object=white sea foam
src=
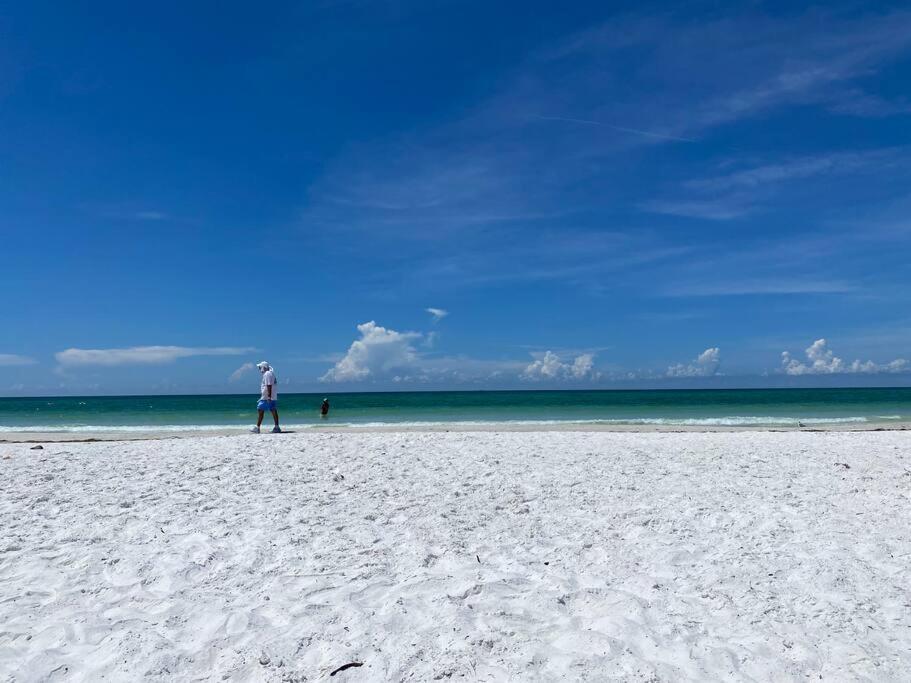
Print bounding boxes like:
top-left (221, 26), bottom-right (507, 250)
top-left (1, 414), bottom-right (901, 433)
top-left (351, 416), bottom-right (880, 428)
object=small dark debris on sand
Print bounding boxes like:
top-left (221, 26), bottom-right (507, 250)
top-left (330, 662), bottom-right (363, 676)
top-left (835, 462), bottom-right (851, 469)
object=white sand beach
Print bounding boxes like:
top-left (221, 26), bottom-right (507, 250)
top-left (1, 420), bottom-right (909, 444)
top-left (1, 430), bottom-right (909, 681)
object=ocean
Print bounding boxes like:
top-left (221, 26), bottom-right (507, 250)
top-left (1, 388), bottom-right (910, 432)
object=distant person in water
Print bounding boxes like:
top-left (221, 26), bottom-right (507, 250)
top-left (320, 398), bottom-right (330, 417)
top-left (251, 361), bottom-right (280, 433)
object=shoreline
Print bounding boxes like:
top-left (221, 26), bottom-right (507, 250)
top-left (2, 419), bottom-right (910, 442)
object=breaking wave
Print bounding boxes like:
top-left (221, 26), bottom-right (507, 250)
top-left (1, 414), bottom-right (904, 433)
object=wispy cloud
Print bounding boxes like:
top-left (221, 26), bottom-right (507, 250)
top-left (642, 198), bottom-right (750, 221)
top-left (0, 353), bottom-right (37, 367)
top-left (541, 9), bottom-right (911, 136)
top-left (426, 307), bottom-right (448, 322)
top-left (665, 279), bottom-right (855, 297)
top-left (531, 115), bottom-right (695, 143)
top-left (683, 149), bottom-right (907, 193)
top-left (228, 362), bottom-right (256, 382)
top-left (132, 210), bottom-right (168, 221)
top-left (637, 310), bottom-right (709, 324)
top-left (90, 205), bottom-right (174, 222)
top-left (827, 89), bottom-right (911, 118)
top-left (646, 147), bottom-right (909, 220)
top-left (297, 7), bottom-right (911, 305)
top-left (56, 345), bottom-right (254, 367)
top-left (371, 229), bottom-right (691, 294)
top-left (688, 12), bottom-right (911, 130)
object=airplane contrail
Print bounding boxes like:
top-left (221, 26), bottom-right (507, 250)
top-left (533, 115), bottom-right (695, 143)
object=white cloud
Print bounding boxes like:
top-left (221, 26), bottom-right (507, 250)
top-left (0, 353), bottom-right (37, 366)
top-left (532, 115), bottom-right (695, 142)
top-left (649, 149), bottom-right (909, 223)
top-left (683, 149), bottom-right (906, 193)
top-left (781, 339), bottom-right (908, 375)
top-left (667, 347), bottom-right (721, 377)
top-left (229, 362), bottom-right (255, 382)
top-left (56, 345), bottom-right (254, 367)
top-left (522, 351), bottom-right (599, 381)
top-left (322, 321), bottom-right (560, 384)
top-left (569, 353), bottom-right (596, 379)
top-left (522, 351), bottom-right (564, 380)
top-left (642, 198), bottom-right (750, 220)
top-left (293, 9), bottom-right (911, 306)
top-left (426, 307), bottom-right (449, 322)
top-left (321, 321), bottom-right (422, 382)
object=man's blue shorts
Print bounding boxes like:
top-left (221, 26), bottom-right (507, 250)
top-left (257, 399), bottom-right (277, 412)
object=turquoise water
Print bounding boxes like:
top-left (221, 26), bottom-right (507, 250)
top-left (1, 388), bottom-right (910, 431)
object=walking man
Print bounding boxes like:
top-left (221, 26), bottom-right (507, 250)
top-left (251, 361), bottom-right (280, 433)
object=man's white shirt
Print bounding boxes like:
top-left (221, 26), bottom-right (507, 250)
top-left (260, 370), bottom-right (277, 400)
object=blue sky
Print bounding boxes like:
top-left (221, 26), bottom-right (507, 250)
top-left (2, 1), bottom-right (911, 395)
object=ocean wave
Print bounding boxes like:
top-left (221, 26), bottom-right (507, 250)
top-left (1, 414), bottom-right (903, 432)
top-left (349, 416), bottom-right (881, 427)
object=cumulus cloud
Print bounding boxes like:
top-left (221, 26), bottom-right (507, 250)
top-left (569, 353), bottom-right (596, 379)
top-left (522, 351), bottom-right (599, 381)
top-left (426, 307), bottom-right (449, 322)
top-left (0, 353), bottom-right (37, 366)
top-left (522, 351), bottom-right (564, 380)
top-left (320, 320), bottom-right (533, 384)
top-left (321, 321), bottom-right (422, 382)
top-left (55, 345), bottom-right (254, 367)
top-left (667, 347), bottom-right (721, 377)
top-left (228, 362), bottom-right (256, 382)
top-left (781, 339), bottom-right (908, 375)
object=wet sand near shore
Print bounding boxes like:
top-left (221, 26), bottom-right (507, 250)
top-left (1, 420), bottom-right (910, 442)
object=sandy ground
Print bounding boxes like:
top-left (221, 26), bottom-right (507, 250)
top-left (1, 431), bottom-right (910, 681)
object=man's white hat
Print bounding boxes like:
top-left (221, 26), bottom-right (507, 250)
top-left (256, 361), bottom-right (270, 370)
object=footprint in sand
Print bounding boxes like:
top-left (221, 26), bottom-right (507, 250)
top-left (226, 612), bottom-right (249, 636)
